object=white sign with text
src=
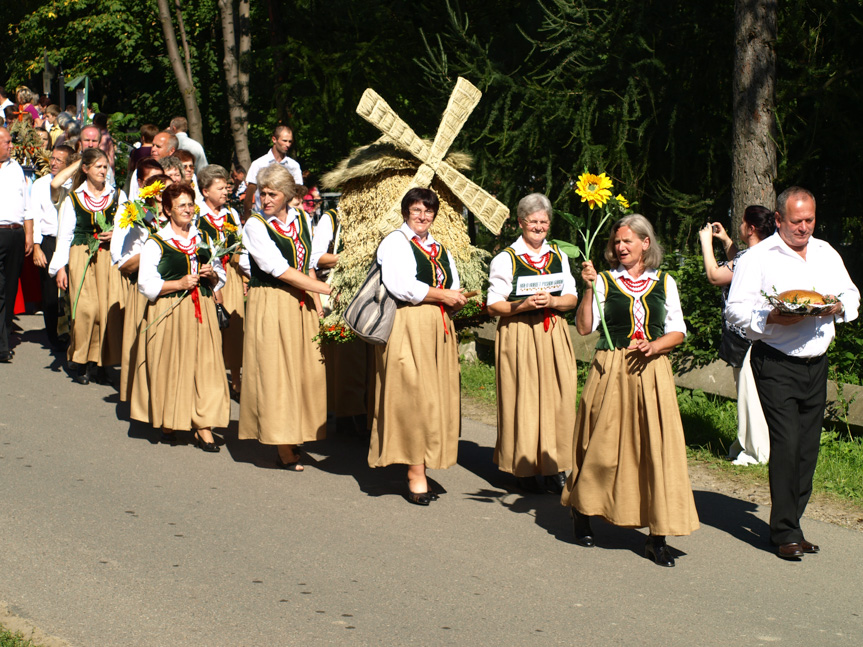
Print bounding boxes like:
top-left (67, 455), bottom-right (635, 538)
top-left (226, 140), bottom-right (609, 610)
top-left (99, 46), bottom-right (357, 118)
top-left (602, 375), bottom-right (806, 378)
top-left (515, 272), bottom-right (565, 296)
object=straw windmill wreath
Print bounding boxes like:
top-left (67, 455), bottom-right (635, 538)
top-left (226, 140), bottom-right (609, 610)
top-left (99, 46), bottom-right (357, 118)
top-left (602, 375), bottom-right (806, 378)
top-left (320, 76), bottom-right (509, 335)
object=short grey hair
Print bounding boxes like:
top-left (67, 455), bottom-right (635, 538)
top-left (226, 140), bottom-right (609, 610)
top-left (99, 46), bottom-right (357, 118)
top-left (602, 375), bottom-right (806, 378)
top-left (516, 193), bottom-right (553, 222)
top-left (197, 164), bottom-right (230, 191)
top-left (159, 155), bottom-right (184, 176)
top-left (603, 214), bottom-right (664, 270)
top-left (776, 186), bottom-right (816, 219)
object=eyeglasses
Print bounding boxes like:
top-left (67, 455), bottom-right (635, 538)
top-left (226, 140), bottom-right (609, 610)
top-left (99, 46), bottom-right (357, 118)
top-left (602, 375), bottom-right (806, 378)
top-left (523, 220), bottom-right (550, 228)
top-left (409, 207), bottom-right (435, 217)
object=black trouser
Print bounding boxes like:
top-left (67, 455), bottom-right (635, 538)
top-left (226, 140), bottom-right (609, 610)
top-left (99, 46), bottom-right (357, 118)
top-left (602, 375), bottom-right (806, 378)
top-left (750, 341), bottom-right (828, 545)
top-left (37, 235), bottom-right (62, 347)
top-left (0, 227), bottom-right (25, 354)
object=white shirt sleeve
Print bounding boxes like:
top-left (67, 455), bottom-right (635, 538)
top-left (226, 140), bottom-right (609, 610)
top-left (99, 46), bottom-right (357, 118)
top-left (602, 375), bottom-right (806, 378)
top-left (486, 251), bottom-right (514, 306)
top-left (560, 249), bottom-right (578, 298)
top-left (137, 238), bottom-right (165, 301)
top-left (243, 217), bottom-right (290, 278)
top-left (48, 196), bottom-right (76, 277)
top-left (310, 214), bottom-right (335, 269)
top-left (212, 255), bottom-right (226, 292)
top-left (588, 274), bottom-right (607, 333)
top-left (663, 274), bottom-right (687, 335)
top-left (725, 248), bottom-right (772, 339)
top-left (238, 250), bottom-right (251, 278)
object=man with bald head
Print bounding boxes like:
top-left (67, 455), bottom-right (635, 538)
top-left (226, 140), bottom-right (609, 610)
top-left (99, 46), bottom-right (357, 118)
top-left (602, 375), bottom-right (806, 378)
top-left (726, 187), bottom-right (860, 559)
top-left (151, 131), bottom-right (178, 160)
top-left (0, 126), bottom-right (33, 361)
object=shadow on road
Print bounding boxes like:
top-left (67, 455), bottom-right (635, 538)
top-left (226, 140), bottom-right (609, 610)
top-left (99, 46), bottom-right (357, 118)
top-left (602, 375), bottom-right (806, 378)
top-left (693, 489), bottom-right (771, 553)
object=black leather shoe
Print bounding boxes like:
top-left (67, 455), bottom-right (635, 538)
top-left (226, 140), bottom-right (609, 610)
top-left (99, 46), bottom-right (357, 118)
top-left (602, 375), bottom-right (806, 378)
top-left (159, 430), bottom-right (178, 445)
top-left (69, 363), bottom-right (89, 384)
top-left (800, 539), bottom-right (820, 554)
top-left (777, 542), bottom-right (804, 559)
top-left (193, 432), bottom-right (220, 453)
top-left (544, 472), bottom-right (566, 494)
top-left (645, 535), bottom-right (675, 567)
top-left (405, 490), bottom-right (431, 506)
top-left (0, 350), bottom-right (12, 362)
top-left (571, 509), bottom-right (595, 548)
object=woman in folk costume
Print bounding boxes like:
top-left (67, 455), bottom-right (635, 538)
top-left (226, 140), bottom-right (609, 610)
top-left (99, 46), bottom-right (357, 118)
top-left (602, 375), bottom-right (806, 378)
top-left (49, 147), bottom-right (127, 385)
top-left (369, 188), bottom-right (468, 506)
top-left (486, 193), bottom-right (578, 494)
top-left (238, 164), bottom-right (331, 471)
top-left (198, 164), bottom-right (246, 397)
top-left (110, 174), bottom-right (168, 402)
top-left (131, 182), bottom-right (229, 452)
top-left (562, 214), bottom-right (698, 567)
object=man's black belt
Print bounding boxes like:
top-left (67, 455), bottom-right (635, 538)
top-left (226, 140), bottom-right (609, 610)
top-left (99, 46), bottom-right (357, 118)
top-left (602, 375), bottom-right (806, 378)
top-left (752, 340), bottom-right (825, 366)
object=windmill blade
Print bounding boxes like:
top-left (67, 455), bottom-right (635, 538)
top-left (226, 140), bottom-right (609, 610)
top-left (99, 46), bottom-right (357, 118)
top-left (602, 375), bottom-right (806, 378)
top-left (436, 161), bottom-right (509, 235)
top-left (427, 77), bottom-right (482, 168)
top-left (356, 89), bottom-right (431, 161)
top-left (376, 165), bottom-right (437, 235)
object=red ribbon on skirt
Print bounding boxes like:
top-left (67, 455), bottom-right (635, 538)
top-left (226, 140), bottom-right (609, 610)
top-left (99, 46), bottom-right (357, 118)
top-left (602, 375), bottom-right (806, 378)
top-left (191, 286), bottom-right (202, 323)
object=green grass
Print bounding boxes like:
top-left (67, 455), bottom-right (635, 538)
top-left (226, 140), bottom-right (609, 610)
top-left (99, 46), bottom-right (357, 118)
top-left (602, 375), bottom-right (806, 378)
top-left (460, 357), bottom-right (863, 505)
top-left (460, 359), bottom-right (498, 406)
top-left (0, 626), bottom-right (39, 647)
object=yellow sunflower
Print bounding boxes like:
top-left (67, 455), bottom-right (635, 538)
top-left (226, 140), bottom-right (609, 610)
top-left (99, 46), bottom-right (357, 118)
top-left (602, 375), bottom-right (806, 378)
top-left (575, 172), bottom-right (613, 210)
top-left (223, 222), bottom-right (238, 234)
top-left (138, 180), bottom-right (165, 200)
top-left (194, 204), bottom-right (200, 216)
top-left (615, 194), bottom-right (630, 209)
top-left (119, 202), bottom-right (139, 229)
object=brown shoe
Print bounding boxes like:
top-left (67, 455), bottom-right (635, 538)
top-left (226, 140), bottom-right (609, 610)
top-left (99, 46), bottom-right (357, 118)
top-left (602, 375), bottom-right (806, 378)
top-left (777, 543), bottom-right (804, 559)
top-left (800, 539), bottom-right (820, 554)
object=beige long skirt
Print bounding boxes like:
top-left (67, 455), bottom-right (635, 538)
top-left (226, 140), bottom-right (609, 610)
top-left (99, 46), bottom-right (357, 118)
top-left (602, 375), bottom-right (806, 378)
top-left (130, 293), bottom-right (230, 431)
top-left (220, 256), bottom-right (245, 375)
top-left (324, 339), bottom-right (369, 417)
top-left (238, 285), bottom-right (326, 445)
top-left (494, 311), bottom-right (576, 477)
top-left (368, 303), bottom-right (460, 469)
top-left (119, 281), bottom-right (148, 402)
top-left (67, 245), bottom-right (124, 366)
top-left (561, 348), bottom-right (699, 536)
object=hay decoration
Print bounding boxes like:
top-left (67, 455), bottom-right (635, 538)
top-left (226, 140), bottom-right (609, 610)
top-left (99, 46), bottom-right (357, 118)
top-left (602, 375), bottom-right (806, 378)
top-left (318, 77), bottom-right (506, 336)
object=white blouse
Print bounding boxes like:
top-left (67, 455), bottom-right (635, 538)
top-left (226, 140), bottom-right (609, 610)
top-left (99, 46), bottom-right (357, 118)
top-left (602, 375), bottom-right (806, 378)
top-left (137, 222), bottom-right (226, 301)
top-left (377, 223), bottom-right (461, 304)
top-left (199, 203), bottom-right (250, 278)
top-left (310, 211), bottom-right (336, 270)
top-left (242, 207), bottom-right (308, 280)
top-left (486, 235), bottom-right (578, 306)
top-left (110, 205), bottom-right (158, 269)
top-left (49, 184), bottom-right (127, 277)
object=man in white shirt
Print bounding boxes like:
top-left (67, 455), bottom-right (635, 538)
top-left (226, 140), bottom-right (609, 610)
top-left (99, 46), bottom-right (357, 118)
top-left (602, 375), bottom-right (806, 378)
top-left (30, 145), bottom-right (73, 349)
top-left (244, 125), bottom-right (303, 220)
top-left (169, 116), bottom-right (208, 172)
top-left (0, 126), bottom-right (33, 361)
top-left (726, 186), bottom-right (860, 559)
top-left (0, 87), bottom-right (12, 126)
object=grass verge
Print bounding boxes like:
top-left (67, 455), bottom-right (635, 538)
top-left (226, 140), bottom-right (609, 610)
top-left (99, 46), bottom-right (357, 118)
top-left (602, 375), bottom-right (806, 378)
top-left (461, 358), bottom-right (863, 505)
top-left (0, 626), bottom-right (39, 647)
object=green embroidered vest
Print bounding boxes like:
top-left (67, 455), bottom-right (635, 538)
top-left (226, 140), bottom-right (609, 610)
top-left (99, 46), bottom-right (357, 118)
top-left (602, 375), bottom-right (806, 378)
top-left (198, 208), bottom-right (241, 250)
top-left (70, 191), bottom-right (119, 246)
top-left (151, 236), bottom-right (213, 298)
top-left (503, 243), bottom-right (565, 302)
top-left (248, 212), bottom-right (311, 288)
top-left (595, 270), bottom-right (668, 350)
top-left (409, 237), bottom-right (454, 289)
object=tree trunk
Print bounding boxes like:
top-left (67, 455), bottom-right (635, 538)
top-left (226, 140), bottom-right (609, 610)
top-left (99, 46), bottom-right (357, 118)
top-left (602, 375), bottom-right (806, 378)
top-left (731, 0), bottom-right (777, 238)
top-left (218, 0), bottom-right (251, 170)
top-left (156, 0), bottom-right (205, 144)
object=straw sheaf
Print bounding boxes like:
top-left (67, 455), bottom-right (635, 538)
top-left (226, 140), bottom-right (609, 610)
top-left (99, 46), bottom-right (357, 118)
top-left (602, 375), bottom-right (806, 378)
top-left (325, 170), bottom-right (489, 324)
top-left (320, 138), bottom-right (473, 190)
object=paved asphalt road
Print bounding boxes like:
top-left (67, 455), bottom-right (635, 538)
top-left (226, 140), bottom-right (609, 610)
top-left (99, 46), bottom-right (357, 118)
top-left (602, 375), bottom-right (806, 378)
top-left (2, 314), bottom-right (862, 647)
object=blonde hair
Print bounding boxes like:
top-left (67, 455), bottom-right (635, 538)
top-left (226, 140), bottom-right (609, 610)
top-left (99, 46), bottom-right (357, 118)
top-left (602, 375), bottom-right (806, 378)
top-left (257, 164), bottom-right (300, 201)
top-left (603, 214), bottom-right (664, 270)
